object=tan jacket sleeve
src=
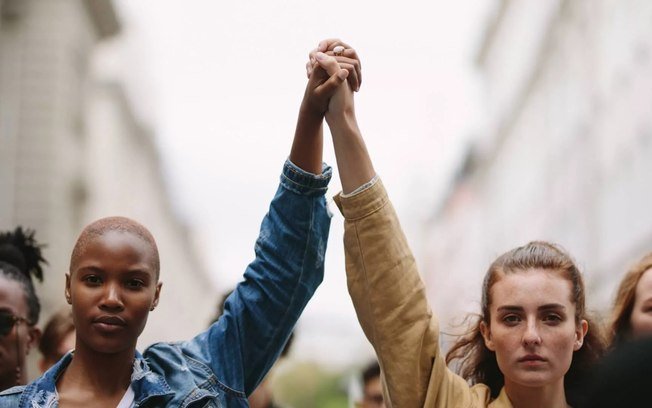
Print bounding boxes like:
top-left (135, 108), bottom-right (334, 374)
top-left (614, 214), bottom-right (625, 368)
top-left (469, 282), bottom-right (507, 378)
top-left (335, 179), bottom-right (491, 408)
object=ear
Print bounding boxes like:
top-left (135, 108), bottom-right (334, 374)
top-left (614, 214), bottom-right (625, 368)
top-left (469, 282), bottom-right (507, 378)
top-left (65, 273), bottom-right (72, 304)
top-left (151, 282), bottom-right (162, 311)
top-left (574, 319), bottom-right (589, 351)
top-left (480, 320), bottom-right (496, 351)
top-left (26, 327), bottom-right (41, 355)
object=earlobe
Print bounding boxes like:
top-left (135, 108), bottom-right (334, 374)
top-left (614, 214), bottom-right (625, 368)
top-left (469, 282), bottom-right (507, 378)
top-left (151, 282), bottom-right (162, 311)
top-left (480, 321), bottom-right (495, 351)
top-left (574, 319), bottom-right (589, 351)
top-left (27, 328), bottom-right (42, 355)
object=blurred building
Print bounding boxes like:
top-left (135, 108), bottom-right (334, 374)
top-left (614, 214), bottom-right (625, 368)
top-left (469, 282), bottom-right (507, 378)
top-left (421, 0), bottom-right (652, 332)
top-left (0, 0), bottom-right (216, 377)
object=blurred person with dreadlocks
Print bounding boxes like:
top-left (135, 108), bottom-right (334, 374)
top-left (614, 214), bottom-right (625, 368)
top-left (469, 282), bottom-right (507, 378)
top-left (0, 227), bottom-right (47, 390)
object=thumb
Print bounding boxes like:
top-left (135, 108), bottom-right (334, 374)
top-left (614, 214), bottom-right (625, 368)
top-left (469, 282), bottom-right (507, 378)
top-left (314, 69), bottom-right (349, 101)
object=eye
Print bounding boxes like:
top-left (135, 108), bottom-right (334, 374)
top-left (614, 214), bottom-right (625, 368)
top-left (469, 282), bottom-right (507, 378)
top-left (502, 314), bottom-right (521, 325)
top-left (83, 275), bottom-right (102, 286)
top-left (543, 313), bottom-right (563, 324)
top-left (125, 279), bottom-right (145, 290)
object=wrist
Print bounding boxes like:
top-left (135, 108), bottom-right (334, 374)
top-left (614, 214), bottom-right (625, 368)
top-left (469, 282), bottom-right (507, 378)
top-left (325, 106), bottom-right (357, 130)
top-left (299, 99), bottom-right (326, 123)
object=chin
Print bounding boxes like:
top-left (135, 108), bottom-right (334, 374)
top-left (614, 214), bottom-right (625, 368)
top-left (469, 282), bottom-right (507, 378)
top-left (86, 337), bottom-right (136, 355)
top-left (512, 371), bottom-right (561, 388)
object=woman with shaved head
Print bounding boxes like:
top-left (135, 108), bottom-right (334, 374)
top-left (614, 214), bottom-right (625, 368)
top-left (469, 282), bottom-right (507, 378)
top-left (0, 41), bottom-right (360, 407)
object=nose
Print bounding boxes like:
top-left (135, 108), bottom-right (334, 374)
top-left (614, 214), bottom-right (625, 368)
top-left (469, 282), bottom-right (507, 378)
top-left (522, 319), bottom-right (542, 346)
top-left (99, 282), bottom-right (124, 311)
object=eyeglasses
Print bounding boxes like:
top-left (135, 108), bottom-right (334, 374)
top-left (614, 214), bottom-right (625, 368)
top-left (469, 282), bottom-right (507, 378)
top-left (0, 311), bottom-right (29, 337)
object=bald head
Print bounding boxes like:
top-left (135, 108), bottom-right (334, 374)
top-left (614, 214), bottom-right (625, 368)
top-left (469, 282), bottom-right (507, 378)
top-left (70, 217), bottom-right (160, 277)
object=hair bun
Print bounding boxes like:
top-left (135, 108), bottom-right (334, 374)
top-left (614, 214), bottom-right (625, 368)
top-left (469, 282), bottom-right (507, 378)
top-left (0, 226), bottom-right (47, 282)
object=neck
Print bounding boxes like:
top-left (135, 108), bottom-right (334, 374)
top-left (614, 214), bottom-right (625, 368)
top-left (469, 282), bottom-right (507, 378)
top-left (504, 378), bottom-right (569, 408)
top-left (58, 342), bottom-right (134, 397)
top-left (0, 369), bottom-right (22, 391)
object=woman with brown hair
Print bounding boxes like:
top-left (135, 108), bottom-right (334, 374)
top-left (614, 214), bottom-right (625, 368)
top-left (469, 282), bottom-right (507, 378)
top-left (609, 252), bottom-right (652, 346)
top-left (314, 39), bottom-right (606, 407)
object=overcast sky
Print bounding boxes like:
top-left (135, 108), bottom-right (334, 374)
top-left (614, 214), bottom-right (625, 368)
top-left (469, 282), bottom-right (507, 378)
top-left (100, 0), bottom-right (493, 367)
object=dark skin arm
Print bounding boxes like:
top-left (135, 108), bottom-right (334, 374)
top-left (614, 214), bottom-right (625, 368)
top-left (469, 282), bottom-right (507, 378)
top-left (309, 39), bottom-right (375, 193)
top-left (290, 40), bottom-right (362, 174)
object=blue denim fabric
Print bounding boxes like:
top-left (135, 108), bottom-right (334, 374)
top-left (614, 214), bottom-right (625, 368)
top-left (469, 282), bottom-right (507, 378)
top-left (0, 159), bottom-right (332, 407)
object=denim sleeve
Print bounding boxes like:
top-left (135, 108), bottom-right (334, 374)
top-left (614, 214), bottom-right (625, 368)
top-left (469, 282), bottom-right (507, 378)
top-left (180, 159), bottom-right (332, 396)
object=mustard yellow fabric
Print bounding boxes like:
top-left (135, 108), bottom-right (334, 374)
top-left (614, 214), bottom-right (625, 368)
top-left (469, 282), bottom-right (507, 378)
top-left (334, 179), bottom-right (513, 408)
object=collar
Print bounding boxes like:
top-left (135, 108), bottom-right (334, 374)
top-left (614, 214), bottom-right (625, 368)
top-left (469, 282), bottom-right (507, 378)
top-left (18, 350), bottom-right (173, 407)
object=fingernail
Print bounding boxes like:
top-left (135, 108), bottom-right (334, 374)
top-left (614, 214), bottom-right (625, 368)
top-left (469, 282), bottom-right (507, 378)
top-left (315, 52), bottom-right (326, 61)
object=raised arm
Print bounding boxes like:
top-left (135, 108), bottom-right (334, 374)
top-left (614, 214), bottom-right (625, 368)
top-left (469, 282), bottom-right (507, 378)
top-left (320, 42), bottom-right (485, 407)
top-left (171, 43), bottom-right (363, 399)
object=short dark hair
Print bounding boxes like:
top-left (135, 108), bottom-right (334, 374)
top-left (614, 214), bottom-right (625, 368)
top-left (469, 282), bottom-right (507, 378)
top-left (70, 216), bottom-right (160, 277)
top-left (361, 360), bottom-right (380, 387)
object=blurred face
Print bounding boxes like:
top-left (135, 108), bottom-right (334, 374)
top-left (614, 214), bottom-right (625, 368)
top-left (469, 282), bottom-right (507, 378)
top-left (40, 329), bottom-right (76, 372)
top-left (65, 231), bottom-right (161, 355)
top-left (480, 269), bottom-right (587, 392)
top-left (362, 375), bottom-right (385, 408)
top-left (630, 268), bottom-right (652, 339)
top-left (0, 276), bottom-right (39, 389)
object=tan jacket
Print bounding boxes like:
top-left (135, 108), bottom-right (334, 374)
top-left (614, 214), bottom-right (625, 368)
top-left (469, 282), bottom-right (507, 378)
top-left (335, 179), bottom-right (513, 408)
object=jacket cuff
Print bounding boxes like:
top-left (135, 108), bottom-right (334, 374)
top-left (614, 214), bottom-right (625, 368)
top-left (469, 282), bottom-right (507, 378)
top-left (281, 159), bottom-right (332, 196)
top-left (334, 178), bottom-right (389, 220)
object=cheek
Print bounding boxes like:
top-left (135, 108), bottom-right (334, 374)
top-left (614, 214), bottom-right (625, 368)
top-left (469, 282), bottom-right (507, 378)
top-left (630, 309), bottom-right (652, 337)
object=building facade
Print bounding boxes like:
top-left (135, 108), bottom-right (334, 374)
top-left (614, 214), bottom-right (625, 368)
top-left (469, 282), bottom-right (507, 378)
top-left (0, 0), bottom-right (216, 379)
top-left (421, 0), bottom-right (652, 333)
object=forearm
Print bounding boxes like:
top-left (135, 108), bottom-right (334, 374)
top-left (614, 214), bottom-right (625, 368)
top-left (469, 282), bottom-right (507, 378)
top-left (199, 160), bottom-right (332, 395)
top-left (326, 107), bottom-right (376, 195)
top-left (289, 104), bottom-right (324, 174)
top-left (334, 181), bottom-right (440, 407)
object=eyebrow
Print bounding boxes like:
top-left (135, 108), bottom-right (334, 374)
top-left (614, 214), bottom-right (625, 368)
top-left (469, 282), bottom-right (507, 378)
top-left (496, 304), bottom-right (567, 313)
top-left (76, 266), bottom-right (151, 275)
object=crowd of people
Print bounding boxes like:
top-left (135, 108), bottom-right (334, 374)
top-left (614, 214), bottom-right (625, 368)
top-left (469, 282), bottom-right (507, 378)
top-left (0, 39), bottom-right (650, 407)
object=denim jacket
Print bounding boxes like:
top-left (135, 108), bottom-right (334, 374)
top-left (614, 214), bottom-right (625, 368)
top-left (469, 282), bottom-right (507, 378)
top-left (0, 160), bottom-right (332, 408)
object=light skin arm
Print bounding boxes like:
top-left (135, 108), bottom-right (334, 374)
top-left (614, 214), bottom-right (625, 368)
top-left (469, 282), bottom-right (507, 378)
top-left (315, 42), bottom-right (473, 407)
top-left (290, 40), bottom-right (361, 174)
top-left (308, 39), bottom-right (375, 193)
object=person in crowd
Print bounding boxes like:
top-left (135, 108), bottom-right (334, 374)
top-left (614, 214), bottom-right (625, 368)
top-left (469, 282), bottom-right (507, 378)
top-left (609, 252), bottom-right (652, 346)
top-left (312, 40), bottom-right (606, 407)
top-left (38, 309), bottom-right (75, 373)
top-left (0, 227), bottom-right (47, 390)
top-left (582, 336), bottom-right (652, 407)
top-left (0, 43), bottom-right (359, 407)
top-left (357, 360), bottom-right (385, 408)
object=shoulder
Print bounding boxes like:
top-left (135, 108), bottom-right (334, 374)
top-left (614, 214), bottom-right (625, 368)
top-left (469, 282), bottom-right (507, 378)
top-left (0, 385), bottom-right (26, 407)
top-left (0, 384), bottom-right (25, 397)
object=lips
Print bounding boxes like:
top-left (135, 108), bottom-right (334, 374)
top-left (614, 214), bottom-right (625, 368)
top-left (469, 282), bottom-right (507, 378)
top-left (93, 315), bottom-right (126, 326)
top-left (92, 315), bottom-right (127, 333)
top-left (518, 354), bottom-right (546, 363)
